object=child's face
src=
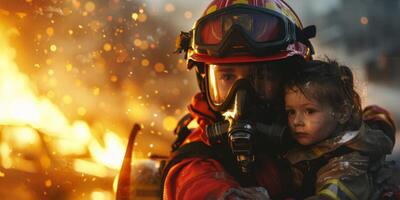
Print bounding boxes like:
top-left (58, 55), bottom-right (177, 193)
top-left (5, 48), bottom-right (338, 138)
top-left (285, 86), bottom-right (338, 146)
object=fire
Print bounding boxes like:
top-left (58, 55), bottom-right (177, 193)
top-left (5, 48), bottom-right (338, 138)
top-left (89, 130), bottom-right (126, 170)
top-left (0, 23), bottom-right (126, 174)
top-left (0, 26), bottom-right (71, 136)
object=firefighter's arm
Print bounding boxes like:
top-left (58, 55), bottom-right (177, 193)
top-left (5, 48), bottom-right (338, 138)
top-left (310, 152), bottom-right (371, 200)
top-left (163, 157), bottom-right (271, 200)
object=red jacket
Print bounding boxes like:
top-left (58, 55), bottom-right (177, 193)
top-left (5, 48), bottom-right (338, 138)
top-left (163, 93), bottom-right (289, 200)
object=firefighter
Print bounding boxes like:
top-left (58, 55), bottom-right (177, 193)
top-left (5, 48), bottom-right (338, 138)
top-left (162, 0), bottom-right (315, 199)
top-left (160, 0), bottom-right (396, 199)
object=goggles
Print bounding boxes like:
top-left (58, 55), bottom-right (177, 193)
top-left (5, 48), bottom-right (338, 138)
top-left (194, 5), bottom-right (296, 57)
top-left (206, 63), bottom-right (282, 111)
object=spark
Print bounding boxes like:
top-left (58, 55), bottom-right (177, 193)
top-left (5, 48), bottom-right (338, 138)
top-left (131, 13), bottom-right (138, 21)
top-left (154, 62), bottom-right (165, 72)
top-left (163, 116), bottom-right (177, 131)
top-left (85, 1), bottom-right (96, 13)
top-left (133, 39), bottom-right (142, 47)
top-left (44, 179), bottom-right (52, 188)
top-left (77, 107), bottom-right (87, 116)
top-left (46, 27), bottom-right (54, 37)
top-left (62, 95), bottom-right (73, 104)
top-left (138, 13), bottom-right (147, 22)
top-left (93, 87), bottom-right (100, 96)
top-left (110, 75), bottom-right (118, 82)
top-left (66, 63), bottom-right (73, 72)
top-left (103, 43), bottom-right (112, 51)
top-left (48, 69), bottom-right (55, 76)
top-left (50, 44), bottom-right (57, 52)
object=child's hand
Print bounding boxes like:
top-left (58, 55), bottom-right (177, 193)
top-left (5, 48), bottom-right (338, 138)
top-left (363, 105), bottom-right (396, 143)
top-left (363, 105), bottom-right (395, 126)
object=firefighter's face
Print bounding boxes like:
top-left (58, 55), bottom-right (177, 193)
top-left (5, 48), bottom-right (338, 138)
top-left (285, 86), bottom-right (338, 146)
top-left (207, 63), bottom-right (282, 106)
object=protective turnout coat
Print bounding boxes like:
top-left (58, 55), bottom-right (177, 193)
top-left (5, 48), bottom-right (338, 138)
top-left (162, 93), bottom-right (291, 200)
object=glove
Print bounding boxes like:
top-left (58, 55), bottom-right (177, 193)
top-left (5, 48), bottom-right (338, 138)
top-left (222, 187), bottom-right (271, 200)
top-left (363, 105), bottom-right (396, 143)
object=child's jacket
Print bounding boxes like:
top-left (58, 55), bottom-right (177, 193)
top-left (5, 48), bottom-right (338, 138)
top-left (285, 123), bottom-right (395, 200)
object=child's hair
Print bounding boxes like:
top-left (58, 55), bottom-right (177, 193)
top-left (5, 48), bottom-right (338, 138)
top-left (286, 59), bottom-right (362, 130)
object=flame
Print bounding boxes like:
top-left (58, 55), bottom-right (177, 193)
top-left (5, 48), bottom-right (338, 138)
top-left (0, 25), bottom-right (71, 135)
top-left (89, 130), bottom-right (126, 169)
top-left (0, 23), bottom-right (126, 173)
top-left (91, 190), bottom-right (113, 200)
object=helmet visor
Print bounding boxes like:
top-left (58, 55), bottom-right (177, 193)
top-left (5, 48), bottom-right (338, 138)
top-left (196, 6), bottom-right (287, 46)
top-left (207, 63), bottom-right (282, 105)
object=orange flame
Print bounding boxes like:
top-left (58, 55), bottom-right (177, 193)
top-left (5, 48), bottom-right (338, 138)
top-left (0, 23), bottom-right (125, 175)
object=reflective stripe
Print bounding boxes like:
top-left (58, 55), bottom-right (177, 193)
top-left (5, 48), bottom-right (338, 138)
top-left (318, 179), bottom-right (358, 200)
top-left (265, 2), bottom-right (279, 12)
top-left (319, 189), bottom-right (340, 200)
top-left (206, 5), bottom-right (218, 15)
top-left (232, 0), bottom-right (250, 5)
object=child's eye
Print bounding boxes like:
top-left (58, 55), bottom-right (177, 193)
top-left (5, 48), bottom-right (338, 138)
top-left (286, 109), bottom-right (295, 116)
top-left (305, 108), bottom-right (317, 115)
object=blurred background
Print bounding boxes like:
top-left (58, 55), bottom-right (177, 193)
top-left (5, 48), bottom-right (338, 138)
top-left (0, 0), bottom-right (398, 199)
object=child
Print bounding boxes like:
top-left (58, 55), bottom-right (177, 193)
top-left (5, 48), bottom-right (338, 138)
top-left (283, 60), bottom-right (395, 199)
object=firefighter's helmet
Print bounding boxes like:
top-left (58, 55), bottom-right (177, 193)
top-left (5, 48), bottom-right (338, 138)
top-left (176, 0), bottom-right (316, 67)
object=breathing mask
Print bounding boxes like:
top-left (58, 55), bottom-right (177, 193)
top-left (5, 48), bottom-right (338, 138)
top-left (205, 62), bottom-right (287, 174)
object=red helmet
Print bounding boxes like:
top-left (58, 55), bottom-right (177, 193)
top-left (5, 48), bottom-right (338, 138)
top-left (176, 0), bottom-right (315, 66)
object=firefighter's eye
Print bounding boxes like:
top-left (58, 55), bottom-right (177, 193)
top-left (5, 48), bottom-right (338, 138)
top-left (219, 73), bottom-right (236, 81)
